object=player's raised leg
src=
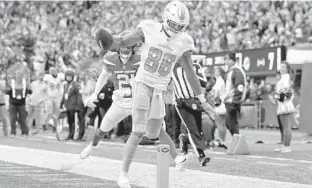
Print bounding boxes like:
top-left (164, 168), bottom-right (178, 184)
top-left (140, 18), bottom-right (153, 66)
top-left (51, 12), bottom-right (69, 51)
top-left (80, 102), bottom-right (130, 159)
top-left (118, 82), bottom-right (151, 188)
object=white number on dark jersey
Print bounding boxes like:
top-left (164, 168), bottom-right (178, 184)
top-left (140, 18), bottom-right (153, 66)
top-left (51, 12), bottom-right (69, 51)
top-left (116, 73), bottom-right (135, 98)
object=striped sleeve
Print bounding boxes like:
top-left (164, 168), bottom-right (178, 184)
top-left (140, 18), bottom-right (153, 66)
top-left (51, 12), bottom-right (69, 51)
top-left (172, 66), bottom-right (196, 100)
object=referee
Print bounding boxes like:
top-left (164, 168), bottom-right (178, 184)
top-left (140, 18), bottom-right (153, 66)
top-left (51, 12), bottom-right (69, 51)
top-left (172, 61), bottom-right (211, 166)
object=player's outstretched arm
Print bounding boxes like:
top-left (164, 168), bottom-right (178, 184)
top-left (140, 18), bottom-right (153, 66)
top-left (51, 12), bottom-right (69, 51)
top-left (179, 51), bottom-right (203, 98)
top-left (179, 51), bottom-right (217, 118)
top-left (111, 28), bottom-right (144, 50)
top-left (93, 66), bottom-right (110, 95)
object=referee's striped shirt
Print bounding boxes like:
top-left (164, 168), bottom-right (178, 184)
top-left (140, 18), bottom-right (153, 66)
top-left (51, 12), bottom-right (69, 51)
top-left (172, 62), bottom-right (207, 100)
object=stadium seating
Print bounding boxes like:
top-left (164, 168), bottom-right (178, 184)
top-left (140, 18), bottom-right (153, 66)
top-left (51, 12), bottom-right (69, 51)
top-left (1, 1), bottom-right (312, 66)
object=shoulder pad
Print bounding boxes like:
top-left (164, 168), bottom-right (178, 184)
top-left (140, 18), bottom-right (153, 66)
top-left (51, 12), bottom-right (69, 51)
top-left (103, 51), bottom-right (117, 59)
top-left (103, 52), bottom-right (118, 67)
top-left (137, 20), bottom-right (158, 29)
top-left (137, 20), bottom-right (161, 35)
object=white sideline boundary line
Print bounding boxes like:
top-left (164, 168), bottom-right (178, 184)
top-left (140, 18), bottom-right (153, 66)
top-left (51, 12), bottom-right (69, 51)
top-left (7, 137), bottom-right (312, 165)
top-left (256, 161), bottom-right (293, 167)
top-left (213, 157), bottom-right (241, 162)
top-left (11, 136), bottom-right (312, 165)
top-left (0, 145), bottom-right (310, 188)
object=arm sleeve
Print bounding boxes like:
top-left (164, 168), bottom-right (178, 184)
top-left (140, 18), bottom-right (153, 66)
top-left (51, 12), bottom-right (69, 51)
top-left (179, 53), bottom-right (202, 96)
top-left (93, 66), bottom-right (110, 95)
top-left (111, 28), bottom-right (144, 50)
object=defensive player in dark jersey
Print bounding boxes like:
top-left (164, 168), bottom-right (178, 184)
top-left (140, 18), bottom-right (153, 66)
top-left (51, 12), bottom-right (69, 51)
top-left (80, 31), bottom-right (141, 159)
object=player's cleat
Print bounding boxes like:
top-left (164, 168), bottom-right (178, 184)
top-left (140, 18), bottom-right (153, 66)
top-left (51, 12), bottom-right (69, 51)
top-left (117, 172), bottom-right (131, 188)
top-left (274, 146), bottom-right (284, 152)
top-left (280, 146), bottom-right (291, 153)
top-left (218, 142), bottom-right (228, 150)
top-left (216, 139), bottom-right (228, 150)
top-left (209, 140), bottom-right (227, 150)
top-left (80, 143), bottom-right (95, 159)
top-left (175, 154), bottom-right (189, 172)
top-left (199, 156), bottom-right (210, 167)
top-left (179, 134), bottom-right (188, 154)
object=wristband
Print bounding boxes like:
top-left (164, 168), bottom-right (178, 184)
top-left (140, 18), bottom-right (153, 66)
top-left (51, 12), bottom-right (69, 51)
top-left (197, 93), bottom-right (206, 103)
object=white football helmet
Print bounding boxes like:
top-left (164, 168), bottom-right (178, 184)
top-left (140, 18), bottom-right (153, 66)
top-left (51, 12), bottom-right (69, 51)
top-left (162, 1), bottom-right (190, 37)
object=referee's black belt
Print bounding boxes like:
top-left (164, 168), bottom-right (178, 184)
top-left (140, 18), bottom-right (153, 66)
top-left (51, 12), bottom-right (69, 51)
top-left (175, 98), bottom-right (203, 112)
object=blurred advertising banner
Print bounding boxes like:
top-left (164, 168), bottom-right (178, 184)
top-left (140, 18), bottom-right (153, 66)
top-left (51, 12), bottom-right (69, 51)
top-left (192, 46), bottom-right (286, 76)
top-left (287, 45), bottom-right (312, 65)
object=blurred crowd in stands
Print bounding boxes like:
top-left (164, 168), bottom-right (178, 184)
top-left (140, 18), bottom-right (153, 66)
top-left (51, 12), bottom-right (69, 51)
top-left (0, 1), bottom-right (303, 140)
top-left (1, 1), bottom-right (312, 70)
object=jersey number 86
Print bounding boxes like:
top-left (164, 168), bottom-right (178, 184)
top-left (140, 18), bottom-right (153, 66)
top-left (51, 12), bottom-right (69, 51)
top-left (144, 47), bottom-right (176, 77)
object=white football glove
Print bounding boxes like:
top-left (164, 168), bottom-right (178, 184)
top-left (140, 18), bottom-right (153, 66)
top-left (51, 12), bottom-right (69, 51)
top-left (98, 93), bottom-right (105, 100)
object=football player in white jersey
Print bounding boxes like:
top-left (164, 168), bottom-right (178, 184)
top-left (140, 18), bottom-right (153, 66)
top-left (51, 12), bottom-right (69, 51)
top-left (101, 1), bottom-right (216, 187)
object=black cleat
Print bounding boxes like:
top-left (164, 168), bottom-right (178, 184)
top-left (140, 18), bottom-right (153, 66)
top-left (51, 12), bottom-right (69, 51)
top-left (199, 156), bottom-right (211, 166)
top-left (212, 139), bottom-right (228, 150)
top-left (218, 142), bottom-right (228, 150)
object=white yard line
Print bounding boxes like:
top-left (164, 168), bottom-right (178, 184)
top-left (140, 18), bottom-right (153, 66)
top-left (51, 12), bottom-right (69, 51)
top-left (296, 160), bottom-right (312, 164)
top-left (213, 157), bottom-right (241, 162)
top-left (256, 161), bottom-right (293, 167)
top-left (24, 173), bottom-right (69, 177)
top-left (36, 178), bottom-right (90, 181)
top-left (0, 144), bottom-right (310, 188)
top-left (9, 137), bottom-right (312, 166)
top-left (0, 169), bottom-right (47, 173)
top-left (0, 166), bottom-right (31, 169)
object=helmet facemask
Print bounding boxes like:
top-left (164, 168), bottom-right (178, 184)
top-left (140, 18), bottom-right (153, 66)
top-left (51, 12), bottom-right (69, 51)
top-left (163, 18), bottom-right (187, 37)
top-left (119, 46), bottom-right (133, 59)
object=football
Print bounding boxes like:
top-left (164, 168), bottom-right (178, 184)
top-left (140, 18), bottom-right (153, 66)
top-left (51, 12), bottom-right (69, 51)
top-left (95, 28), bottom-right (114, 51)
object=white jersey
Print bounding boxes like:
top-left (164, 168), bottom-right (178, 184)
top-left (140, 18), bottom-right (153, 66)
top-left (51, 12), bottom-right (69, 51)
top-left (43, 74), bottom-right (63, 99)
top-left (136, 20), bottom-right (195, 90)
